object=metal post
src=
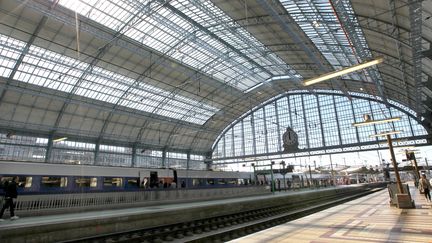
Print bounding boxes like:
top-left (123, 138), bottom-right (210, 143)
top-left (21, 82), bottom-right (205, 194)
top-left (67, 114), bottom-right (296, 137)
top-left (406, 150), bottom-right (420, 187)
top-left (282, 161), bottom-right (287, 191)
top-left (131, 144), bottom-right (137, 168)
top-left (309, 165), bottom-right (313, 188)
top-left (425, 158), bottom-right (430, 175)
top-left (45, 134), bottom-right (53, 163)
top-left (387, 134), bottom-right (404, 193)
top-left (252, 163), bottom-right (256, 184)
top-left (329, 154), bottom-right (335, 186)
top-left (270, 162), bottom-right (275, 194)
top-left (411, 151), bottom-right (420, 180)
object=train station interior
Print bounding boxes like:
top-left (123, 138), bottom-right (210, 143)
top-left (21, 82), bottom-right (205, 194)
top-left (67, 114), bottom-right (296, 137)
top-left (0, 0), bottom-right (432, 242)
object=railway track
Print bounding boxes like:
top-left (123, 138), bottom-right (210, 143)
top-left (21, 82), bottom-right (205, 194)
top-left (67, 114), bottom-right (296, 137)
top-left (66, 187), bottom-right (384, 243)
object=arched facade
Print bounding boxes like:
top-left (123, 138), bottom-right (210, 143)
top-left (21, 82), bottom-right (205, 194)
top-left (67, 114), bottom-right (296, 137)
top-left (212, 90), bottom-right (428, 160)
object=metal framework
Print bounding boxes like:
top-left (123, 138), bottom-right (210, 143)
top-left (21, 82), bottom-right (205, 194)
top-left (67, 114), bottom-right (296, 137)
top-left (408, 0), bottom-right (423, 115)
top-left (0, 0), bottom-right (430, 168)
top-left (212, 91), bottom-right (427, 161)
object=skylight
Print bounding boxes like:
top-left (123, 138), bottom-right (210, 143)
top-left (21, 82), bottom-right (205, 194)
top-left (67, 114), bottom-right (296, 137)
top-left (279, 0), bottom-right (376, 82)
top-left (57, 0), bottom-right (300, 91)
top-left (0, 35), bottom-right (26, 77)
top-left (0, 34), bottom-right (217, 125)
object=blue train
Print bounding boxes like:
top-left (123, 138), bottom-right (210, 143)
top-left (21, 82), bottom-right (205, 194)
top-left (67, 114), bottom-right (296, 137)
top-left (0, 161), bottom-right (253, 195)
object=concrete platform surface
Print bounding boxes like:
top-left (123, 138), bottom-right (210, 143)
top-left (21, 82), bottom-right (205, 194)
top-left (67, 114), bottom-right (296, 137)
top-left (231, 183), bottom-right (432, 243)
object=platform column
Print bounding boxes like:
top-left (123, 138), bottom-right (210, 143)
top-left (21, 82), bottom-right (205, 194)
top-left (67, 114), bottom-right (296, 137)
top-left (131, 144), bottom-right (137, 168)
top-left (186, 152), bottom-right (190, 170)
top-left (162, 147), bottom-right (167, 168)
top-left (387, 134), bottom-right (403, 193)
top-left (44, 134), bottom-right (53, 162)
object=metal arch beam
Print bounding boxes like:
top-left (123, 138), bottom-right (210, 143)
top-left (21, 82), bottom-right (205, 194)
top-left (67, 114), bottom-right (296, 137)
top-left (210, 134), bottom-right (430, 163)
top-left (18, 0), bottom-right (158, 62)
top-left (186, 78), bottom-right (303, 152)
top-left (98, 28), bottom-right (202, 143)
top-left (17, 0), bottom-right (309, 152)
top-left (0, 16), bottom-right (47, 103)
top-left (208, 84), bottom-right (420, 150)
top-left (360, 26), bottom-right (411, 49)
top-left (24, 0), bottom-right (162, 132)
top-left (48, 0), bottom-right (166, 140)
top-left (209, 91), bottom-right (426, 160)
top-left (408, 0), bottom-right (423, 116)
top-left (19, 0), bottom-right (231, 98)
top-left (255, 0), bottom-right (351, 99)
top-left (163, 2), bottom-right (272, 77)
top-left (154, 8), bottom-right (332, 152)
top-left (357, 6), bottom-right (427, 113)
top-left (330, 0), bottom-right (389, 107)
top-left (356, 17), bottom-right (412, 46)
top-left (18, 0), bottom-right (274, 147)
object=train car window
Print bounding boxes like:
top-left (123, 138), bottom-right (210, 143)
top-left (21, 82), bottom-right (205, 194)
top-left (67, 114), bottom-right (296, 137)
top-left (0, 176), bottom-right (31, 188)
top-left (217, 179), bottom-right (226, 185)
top-left (227, 179), bottom-right (237, 185)
top-left (91, 177), bottom-right (97, 187)
top-left (207, 179), bottom-right (215, 185)
top-left (127, 178), bottom-right (138, 187)
top-left (193, 178), bottom-right (205, 187)
top-left (1, 177), bottom-right (12, 188)
top-left (42, 176), bottom-right (67, 187)
top-left (103, 177), bottom-right (123, 187)
top-left (24, 177), bottom-right (32, 188)
top-left (238, 179), bottom-right (249, 185)
top-left (192, 179), bottom-right (199, 187)
top-left (75, 177), bottom-right (97, 187)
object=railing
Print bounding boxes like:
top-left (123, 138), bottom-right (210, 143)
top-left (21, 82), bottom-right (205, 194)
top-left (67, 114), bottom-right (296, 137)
top-left (12, 186), bottom-right (270, 216)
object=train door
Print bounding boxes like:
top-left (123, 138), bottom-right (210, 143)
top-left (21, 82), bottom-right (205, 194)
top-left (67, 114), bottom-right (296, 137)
top-left (150, 171), bottom-right (159, 188)
top-left (139, 170), bottom-right (150, 188)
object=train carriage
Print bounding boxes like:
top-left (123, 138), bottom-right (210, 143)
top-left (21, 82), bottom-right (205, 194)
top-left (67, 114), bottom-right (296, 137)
top-left (0, 161), bottom-right (253, 195)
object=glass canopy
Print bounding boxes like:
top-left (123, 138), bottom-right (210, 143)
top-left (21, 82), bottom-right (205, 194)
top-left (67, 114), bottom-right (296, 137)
top-left (0, 34), bottom-right (217, 125)
top-left (58, 0), bottom-right (300, 91)
top-left (280, 0), bottom-right (382, 83)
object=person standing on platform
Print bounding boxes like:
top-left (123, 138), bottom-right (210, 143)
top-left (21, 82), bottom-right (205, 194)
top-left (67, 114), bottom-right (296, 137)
top-left (419, 174), bottom-right (431, 202)
top-left (0, 176), bottom-right (19, 221)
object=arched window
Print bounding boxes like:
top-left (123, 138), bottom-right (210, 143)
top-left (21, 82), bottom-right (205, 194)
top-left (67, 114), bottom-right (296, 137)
top-left (212, 91), bottom-right (427, 159)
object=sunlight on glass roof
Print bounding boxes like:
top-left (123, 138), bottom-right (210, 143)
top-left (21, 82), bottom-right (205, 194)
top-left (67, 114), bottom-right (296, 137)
top-left (280, 0), bottom-right (379, 82)
top-left (0, 34), bottom-right (217, 125)
top-left (0, 35), bottom-right (26, 77)
top-left (58, 0), bottom-right (300, 91)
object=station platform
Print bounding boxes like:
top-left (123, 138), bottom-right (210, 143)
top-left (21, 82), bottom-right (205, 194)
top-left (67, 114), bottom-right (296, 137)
top-left (231, 183), bottom-right (432, 243)
top-left (0, 184), bottom-right (377, 242)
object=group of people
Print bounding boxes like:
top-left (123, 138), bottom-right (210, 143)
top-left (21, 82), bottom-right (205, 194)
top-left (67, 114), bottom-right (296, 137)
top-left (0, 176), bottom-right (19, 221)
top-left (419, 173), bottom-right (432, 202)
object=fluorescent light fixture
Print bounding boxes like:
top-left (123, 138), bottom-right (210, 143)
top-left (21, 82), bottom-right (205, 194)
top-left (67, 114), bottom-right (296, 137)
top-left (244, 82), bottom-right (264, 93)
top-left (369, 130), bottom-right (402, 138)
top-left (353, 117), bottom-right (401, 127)
top-left (53, 137), bottom-right (68, 142)
top-left (303, 57), bottom-right (384, 86)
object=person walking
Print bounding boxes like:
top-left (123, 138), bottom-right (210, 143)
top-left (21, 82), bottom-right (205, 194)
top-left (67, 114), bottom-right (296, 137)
top-left (419, 174), bottom-right (431, 202)
top-left (0, 176), bottom-right (19, 221)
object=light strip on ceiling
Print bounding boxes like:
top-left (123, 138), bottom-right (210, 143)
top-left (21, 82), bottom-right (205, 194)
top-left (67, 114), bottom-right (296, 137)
top-left (53, 137), bottom-right (68, 143)
top-left (303, 57), bottom-right (384, 86)
top-left (352, 117), bottom-right (401, 127)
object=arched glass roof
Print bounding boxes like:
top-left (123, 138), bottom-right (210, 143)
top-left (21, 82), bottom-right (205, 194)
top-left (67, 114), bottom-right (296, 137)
top-left (0, 33), bottom-right (218, 125)
top-left (212, 91), bottom-right (427, 160)
top-left (0, 0), bottom-right (430, 156)
top-left (57, 0), bottom-right (300, 91)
